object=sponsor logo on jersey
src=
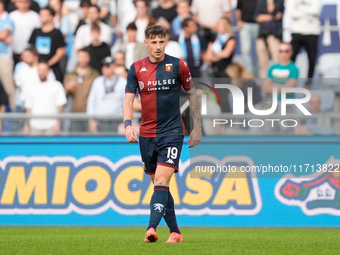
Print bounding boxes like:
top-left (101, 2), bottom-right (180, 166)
top-left (138, 81), bottom-right (144, 90)
top-left (166, 64), bottom-right (173, 72)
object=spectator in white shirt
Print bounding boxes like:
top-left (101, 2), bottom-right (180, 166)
top-left (9, 0), bottom-right (41, 65)
top-left (165, 30), bottom-right (183, 59)
top-left (74, 4), bottom-right (111, 51)
top-left (23, 61), bottom-right (66, 136)
top-left (87, 56), bottom-right (127, 133)
top-left (14, 46), bottom-right (55, 108)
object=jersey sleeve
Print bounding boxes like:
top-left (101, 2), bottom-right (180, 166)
top-left (179, 59), bottom-right (194, 91)
top-left (125, 64), bottom-right (138, 94)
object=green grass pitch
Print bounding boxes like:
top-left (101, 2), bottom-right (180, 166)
top-left (0, 227), bottom-right (339, 255)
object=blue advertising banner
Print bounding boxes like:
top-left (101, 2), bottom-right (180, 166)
top-left (0, 136), bottom-right (339, 226)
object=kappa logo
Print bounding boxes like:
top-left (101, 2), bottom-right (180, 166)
top-left (140, 67), bottom-right (148, 72)
top-left (166, 159), bottom-right (175, 164)
top-left (275, 156), bottom-right (340, 216)
top-left (138, 81), bottom-right (144, 90)
top-left (153, 203), bottom-right (164, 213)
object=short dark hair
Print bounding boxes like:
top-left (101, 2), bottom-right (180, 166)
top-left (78, 48), bottom-right (90, 55)
top-left (126, 22), bottom-right (137, 31)
top-left (80, 0), bottom-right (91, 8)
top-left (133, 0), bottom-right (149, 7)
top-left (88, 4), bottom-right (100, 12)
top-left (24, 45), bottom-right (38, 56)
top-left (41, 6), bottom-right (56, 16)
top-left (145, 25), bottom-right (166, 40)
top-left (91, 22), bottom-right (100, 31)
top-left (181, 18), bottom-right (194, 28)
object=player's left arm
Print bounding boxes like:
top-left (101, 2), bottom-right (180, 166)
top-left (179, 59), bottom-right (202, 148)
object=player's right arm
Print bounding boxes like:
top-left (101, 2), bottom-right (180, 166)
top-left (123, 64), bottom-right (139, 143)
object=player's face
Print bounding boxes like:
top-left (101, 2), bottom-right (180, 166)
top-left (144, 35), bottom-right (166, 62)
top-left (38, 63), bottom-right (49, 81)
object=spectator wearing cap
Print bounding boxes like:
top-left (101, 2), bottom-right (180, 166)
top-left (9, 0), bottom-right (41, 65)
top-left (85, 23), bottom-right (111, 74)
top-left (132, 0), bottom-right (157, 43)
top-left (0, 0), bottom-right (15, 111)
top-left (120, 22), bottom-right (149, 70)
top-left (64, 48), bottom-right (99, 131)
top-left (28, 6), bottom-right (66, 82)
top-left (74, 4), bottom-right (111, 51)
top-left (87, 56), bottom-right (127, 133)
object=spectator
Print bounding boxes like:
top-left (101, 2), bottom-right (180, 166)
top-left (29, 6), bottom-right (66, 82)
top-left (262, 43), bottom-right (299, 102)
top-left (0, 83), bottom-right (9, 132)
top-left (132, 0), bottom-right (157, 43)
top-left (90, 0), bottom-right (110, 24)
top-left (74, 4), bottom-right (111, 51)
top-left (15, 46), bottom-right (55, 107)
top-left (0, 0), bottom-right (15, 111)
top-left (152, 0), bottom-right (177, 31)
top-left (226, 62), bottom-right (262, 111)
top-left (191, 0), bottom-right (231, 42)
top-left (85, 23), bottom-right (111, 74)
top-left (178, 18), bottom-right (206, 78)
top-left (204, 17), bottom-right (236, 78)
top-left (236, 0), bottom-right (259, 74)
top-left (255, 0), bottom-right (284, 78)
top-left (49, 0), bottom-right (69, 37)
top-left (289, 0), bottom-right (321, 79)
top-left (165, 29), bottom-right (183, 59)
top-left (64, 49), bottom-right (99, 131)
top-left (120, 22), bottom-right (148, 70)
top-left (114, 51), bottom-right (128, 77)
top-left (112, 0), bottom-right (136, 37)
top-left (74, 0), bottom-right (91, 35)
top-left (87, 56), bottom-right (127, 133)
top-left (172, 0), bottom-right (191, 36)
top-left (7, 0), bottom-right (40, 13)
top-left (23, 61), bottom-right (66, 136)
top-left (9, 0), bottom-right (41, 65)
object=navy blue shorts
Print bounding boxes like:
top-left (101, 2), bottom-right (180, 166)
top-left (139, 134), bottom-right (184, 175)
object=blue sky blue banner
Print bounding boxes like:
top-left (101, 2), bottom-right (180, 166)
top-left (0, 136), bottom-right (340, 226)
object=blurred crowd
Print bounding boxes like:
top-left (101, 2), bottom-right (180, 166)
top-left (0, 0), bottom-right (338, 135)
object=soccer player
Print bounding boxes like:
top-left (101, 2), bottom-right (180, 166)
top-left (123, 25), bottom-right (202, 243)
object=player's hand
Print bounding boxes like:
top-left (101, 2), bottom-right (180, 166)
top-left (188, 127), bottom-right (202, 148)
top-left (125, 125), bottom-right (138, 143)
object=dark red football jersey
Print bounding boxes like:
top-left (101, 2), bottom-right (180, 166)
top-left (126, 54), bottom-right (193, 137)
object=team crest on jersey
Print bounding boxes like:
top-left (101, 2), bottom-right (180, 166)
top-left (275, 156), bottom-right (340, 216)
top-left (166, 64), bottom-right (173, 72)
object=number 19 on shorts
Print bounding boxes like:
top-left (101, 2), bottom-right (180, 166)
top-left (167, 147), bottom-right (178, 159)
